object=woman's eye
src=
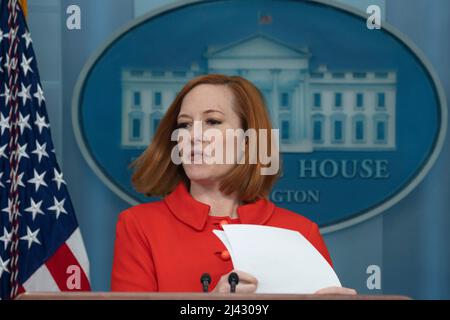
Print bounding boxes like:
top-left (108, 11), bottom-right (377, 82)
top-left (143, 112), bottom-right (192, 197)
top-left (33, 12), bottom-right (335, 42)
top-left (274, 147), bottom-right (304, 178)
top-left (176, 122), bottom-right (190, 129)
top-left (206, 119), bottom-right (222, 126)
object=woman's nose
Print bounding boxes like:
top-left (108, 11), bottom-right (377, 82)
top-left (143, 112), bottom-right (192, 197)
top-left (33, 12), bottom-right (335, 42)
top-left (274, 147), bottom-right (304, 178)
top-left (190, 121), bottom-right (204, 143)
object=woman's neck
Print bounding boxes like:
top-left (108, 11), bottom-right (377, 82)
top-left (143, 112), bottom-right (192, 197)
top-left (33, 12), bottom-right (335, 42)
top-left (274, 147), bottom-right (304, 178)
top-left (189, 180), bottom-right (241, 219)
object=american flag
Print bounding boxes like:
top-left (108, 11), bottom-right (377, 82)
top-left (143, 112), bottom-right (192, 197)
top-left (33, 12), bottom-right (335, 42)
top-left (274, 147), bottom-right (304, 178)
top-left (0, 0), bottom-right (90, 299)
top-left (258, 11), bottom-right (272, 25)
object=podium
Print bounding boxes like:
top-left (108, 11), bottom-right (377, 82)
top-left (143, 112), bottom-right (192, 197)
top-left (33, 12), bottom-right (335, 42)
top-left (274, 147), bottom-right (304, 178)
top-left (15, 292), bottom-right (411, 300)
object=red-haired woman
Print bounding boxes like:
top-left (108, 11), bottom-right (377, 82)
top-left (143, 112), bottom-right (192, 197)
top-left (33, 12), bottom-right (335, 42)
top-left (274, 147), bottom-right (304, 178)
top-left (111, 74), bottom-right (356, 295)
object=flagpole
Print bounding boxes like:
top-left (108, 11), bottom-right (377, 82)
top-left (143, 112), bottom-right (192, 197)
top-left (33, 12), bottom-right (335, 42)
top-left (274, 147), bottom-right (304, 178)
top-left (19, 0), bottom-right (27, 18)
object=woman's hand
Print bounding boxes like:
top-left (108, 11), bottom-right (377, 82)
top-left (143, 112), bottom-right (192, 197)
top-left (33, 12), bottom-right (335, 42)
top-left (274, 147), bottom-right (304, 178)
top-left (314, 286), bottom-right (357, 295)
top-left (211, 270), bottom-right (258, 293)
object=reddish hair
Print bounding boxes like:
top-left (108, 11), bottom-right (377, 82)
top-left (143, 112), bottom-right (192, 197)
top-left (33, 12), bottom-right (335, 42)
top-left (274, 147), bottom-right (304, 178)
top-left (130, 74), bottom-right (282, 202)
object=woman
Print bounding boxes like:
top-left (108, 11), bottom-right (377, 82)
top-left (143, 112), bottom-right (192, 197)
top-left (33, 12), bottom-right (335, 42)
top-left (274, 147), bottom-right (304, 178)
top-left (111, 74), bottom-right (356, 295)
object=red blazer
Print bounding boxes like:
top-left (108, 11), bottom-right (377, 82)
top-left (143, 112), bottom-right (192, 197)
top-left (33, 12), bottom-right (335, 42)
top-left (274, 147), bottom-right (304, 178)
top-left (111, 181), bottom-right (333, 292)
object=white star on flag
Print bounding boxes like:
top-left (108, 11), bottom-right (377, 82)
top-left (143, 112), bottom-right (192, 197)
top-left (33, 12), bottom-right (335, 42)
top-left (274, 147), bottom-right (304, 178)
top-left (20, 54), bottom-right (33, 76)
top-left (33, 84), bottom-right (45, 107)
top-left (22, 30), bottom-right (32, 49)
top-left (15, 172), bottom-right (26, 188)
top-left (53, 168), bottom-right (66, 190)
top-left (0, 113), bottom-right (10, 135)
top-left (18, 83), bottom-right (31, 106)
top-left (18, 112), bottom-right (32, 134)
top-left (8, 25), bottom-right (18, 42)
top-left (48, 197), bottom-right (68, 219)
top-left (0, 143), bottom-right (7, 159)
top-left (0, 227), bottom-right (12, 250)
top-left (28, 169), bottom-right (48, 192)
top-left (0, 255), bottom-right (10, 280)
top-left (0, 28), bottom-right (6, 45)
top-left (20, 227), bottom-right (41, 249)
top-left (0, 56), bottom-right (3, 73)
top-left (17, 143), bottom-right (30, 162)
top-left (34, 113), bottom-right (49, 133)
top-left (0, 84), bottom-right (11, 105)
top-left (25, 198), bottom-right (45, 221)
top-left (4, 54), bottom-right (17, 74)
top-left (0, 172), bottom-right (4, 188)
top-left (2, 199), bottom-right (13, 221)
top-left (6, 172), bottom-right (26, 189)
top-left (32, 141), bottom-right (49, 163)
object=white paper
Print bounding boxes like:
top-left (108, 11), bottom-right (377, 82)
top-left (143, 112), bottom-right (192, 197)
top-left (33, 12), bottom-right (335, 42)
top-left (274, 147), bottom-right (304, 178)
top-left (213, 224), bottom-right (341, 294)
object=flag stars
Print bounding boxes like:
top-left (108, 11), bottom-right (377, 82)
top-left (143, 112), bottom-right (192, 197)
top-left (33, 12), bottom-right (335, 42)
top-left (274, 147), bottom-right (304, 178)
top-left (6, 172), bottom-right (26, 189)
top-left (0, 144), bottom-right (7, 159)
top-left (20, 54), bottom-right (33, 77)
top-left (0, 172), bottom-right (4, 188)
top-left (18, 112), bottom-right (32, 134)
top-left (4, 54), bottom-right (18, 74)
top-left (14, 172), bottom-right (25, 188)
top-left (0, 113), bottom-right (10, 135)
top-left (33, 84), bottom-right (45, 107)
top-left (34, 113), bottom-right (49, 133)
top-left (8, 26), bottom-right (18, 42)
top-left (53, 169), bottom-right (66, 190)
top-left (22, 31), bottom-right (32, 49)
top-left (0, 84), bottom-right (11, 105)
top-left (0, 227), bottom-right (12, 251)
top-left (17, 143), bottom-right (29, 162)
top-left (48, 197), bottom-right (68, 219)
top-left (0, 28), bottom-right (7, 45)
top-left (2, 199), bottom-right (14, 222)
top-left (20, 227), bottom-right (41, 250)
top-left (18, 83), bottom-right (31, 106)
top-left (32, 141), bottom-right (49, 163)
top-left (25, 198), bottom-right (45, 221)
top-left (28, 169), bottom-right (48, 192)
top-left (0, 255), bottom-right (10, 279)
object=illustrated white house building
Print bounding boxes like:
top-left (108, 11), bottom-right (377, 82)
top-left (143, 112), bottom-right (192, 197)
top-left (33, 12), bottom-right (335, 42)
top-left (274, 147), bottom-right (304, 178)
top-left (121, 34), bottom-right (396, 152)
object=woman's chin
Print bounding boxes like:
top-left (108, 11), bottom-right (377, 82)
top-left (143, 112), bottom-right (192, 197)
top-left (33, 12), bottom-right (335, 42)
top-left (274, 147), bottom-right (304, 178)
top-left (183, 165), bottom-right (215, 180)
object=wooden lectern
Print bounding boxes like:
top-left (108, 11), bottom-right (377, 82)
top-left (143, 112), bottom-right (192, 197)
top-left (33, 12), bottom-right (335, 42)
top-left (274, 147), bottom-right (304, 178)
top-left (15, 292), bottom-right (411, 300)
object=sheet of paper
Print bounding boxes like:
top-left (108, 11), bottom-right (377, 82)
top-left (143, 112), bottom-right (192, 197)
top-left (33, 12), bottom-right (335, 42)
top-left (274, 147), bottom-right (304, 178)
top-left (214, 224), bottom-right (341, 294)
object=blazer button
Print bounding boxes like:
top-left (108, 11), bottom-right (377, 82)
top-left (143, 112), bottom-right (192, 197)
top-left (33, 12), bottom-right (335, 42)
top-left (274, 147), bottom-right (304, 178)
top-left (220, 250), bottom-right (231, 261)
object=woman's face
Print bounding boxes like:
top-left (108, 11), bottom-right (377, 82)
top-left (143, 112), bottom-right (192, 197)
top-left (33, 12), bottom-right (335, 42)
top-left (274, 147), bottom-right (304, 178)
top-left (176, 84), bottom-right (243, 185)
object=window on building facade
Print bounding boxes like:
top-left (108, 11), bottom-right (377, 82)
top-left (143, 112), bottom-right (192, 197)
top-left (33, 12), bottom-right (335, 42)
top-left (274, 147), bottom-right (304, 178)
top-left (352, 115), bottom-right (365, 143)
top-left (313, 93), bottom-right (321, 108)
top-left (281, 120), bottom-right (290, 140)
top-left (334, 93), bottom-right (342, 108)
top-left (356, 93), bottom-right (364, 108)
top-left (133, 91), bottom-right (141, 107)
top-left (129, 112), bottom-right (143, 141)
top-left (280, 92), bottom-right (290, 108)
top-left (377, 92), bottom-right (386, 108)
top-left (373, 114), bottom-right (388, 144)
top-left (312, 114), bottom-right (324, 143)
top-left (331, 114), bottom-right (345, 143)
top-left (154, 91), bottom-right (162, 107)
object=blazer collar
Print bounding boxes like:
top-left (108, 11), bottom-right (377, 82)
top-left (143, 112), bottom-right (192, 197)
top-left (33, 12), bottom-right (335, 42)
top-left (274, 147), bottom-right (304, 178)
top-left (164, 181), bottom-right (275, 231)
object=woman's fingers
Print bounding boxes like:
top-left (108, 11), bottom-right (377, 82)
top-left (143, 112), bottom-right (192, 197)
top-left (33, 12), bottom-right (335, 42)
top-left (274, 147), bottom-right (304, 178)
top-left (233, 270), bottom-right (258, 285)
top-left (236, 283), bottom-right (257, 293)
top-left (213, 281), bottom-right (257, 294)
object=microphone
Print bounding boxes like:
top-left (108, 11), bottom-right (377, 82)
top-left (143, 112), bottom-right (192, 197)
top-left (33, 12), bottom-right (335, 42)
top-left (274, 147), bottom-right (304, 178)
top-left (228, 272), bottom-right (239, 293)
top-left (200, 273), bottom-right (211, 292)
